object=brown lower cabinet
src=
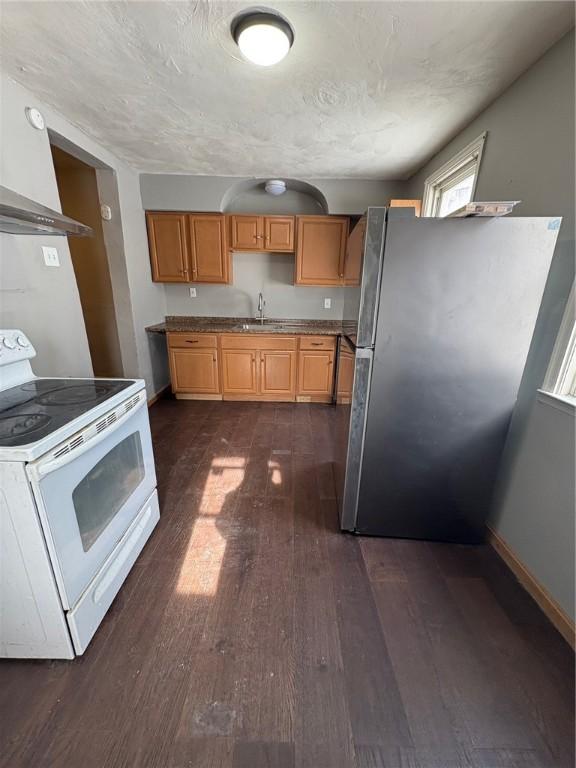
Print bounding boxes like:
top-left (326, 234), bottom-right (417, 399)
top-left (335, 341), bottom-right (354, 404)
top-left (221, 349), bottom-right (259, 396)
top-left (260, 350), bottom-right (297, 398)
top-left (167, 332), bottom-right (336, 402)
top-left (167, 333), bottom-right (220, 398)
top-left (221, 335), bottom-right (297, 402)
top-left (296, 336), bottom-right (336, 403)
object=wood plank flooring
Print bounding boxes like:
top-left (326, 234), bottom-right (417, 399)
top-left (1, 400), bottom-right (573, 768)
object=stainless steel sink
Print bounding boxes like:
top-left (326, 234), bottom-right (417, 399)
top-left (233, 322), bottom-right (296, 331)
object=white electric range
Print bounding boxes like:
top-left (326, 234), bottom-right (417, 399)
top-left (0, 330), bottom-right (159, 659)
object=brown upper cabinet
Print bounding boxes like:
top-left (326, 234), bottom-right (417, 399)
top-left (295, 216), bottom-right (351, 286)
top-left (189, 214), bottom-right (229, 283)
top-left (229, 215), bottom-right (261, 250)
top-left (229, 215), bottom-right (295, 252)
top-left (265, 216), bottom-right (295, 251)
top-left (389, 198), bottom-right (422, 217)
top-left (146, 212), bottom-right (230, 284)
top-left (147, 213), bottom-right (190, 282)
top-left (147, 211), bottom-right (358, 286)
top-left (343, 216), bottom-right (365, 286)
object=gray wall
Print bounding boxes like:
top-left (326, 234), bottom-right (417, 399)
top-left (0, 75), bottom-right (169, 397)
top-left (165, 252), bottom-right (346, 320)
top-left (0, 75), bottom-right (92, 378)
top-left (408, 30), bottom-right (575, 623)
top-left (140, 174), bottom-right (403, 216)
top-left (141, 174), bottom-right (404, 320)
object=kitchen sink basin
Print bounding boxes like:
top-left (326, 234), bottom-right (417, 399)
top-left (233, 322), bottom-right (298, 331)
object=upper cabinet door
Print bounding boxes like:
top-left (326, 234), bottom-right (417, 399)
top-left (147, 213), bottom-right (189, 282)
top-left (295, 216), bottom-right (349, 286)
top-left (189, 214), bottom-right (230, 284)
top-left (229, 215), bottom-right (263, 250)
top-left (343, 217), bottom-right (365, 285)
top-left (265, 216), bottom-right (295, 252)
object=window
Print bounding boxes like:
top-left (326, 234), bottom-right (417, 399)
top-left (72, 432), bottom-right (145, 551)
top-left (422, 133), bottom-right (487, 217)
top-left (542, 283), bottom-right (576, 399)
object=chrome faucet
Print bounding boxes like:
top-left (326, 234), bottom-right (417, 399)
top-left (256, 292), bottom-right (266, 324)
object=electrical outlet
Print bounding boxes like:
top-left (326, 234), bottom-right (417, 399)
top-left (189, 287), bottom-right (197, 298)
top-left (42, 246), bottom-right (60, 267)
top-left (324, 298), bottom-right (332, 309)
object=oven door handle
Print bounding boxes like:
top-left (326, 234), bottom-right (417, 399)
top-left (28, 395), bottom-right (147, 481)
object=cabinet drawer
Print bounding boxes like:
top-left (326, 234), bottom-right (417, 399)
top-left (167, 332), bottom-right (218, 349)
top-left (220, 334), bottom-right (297, 351)
top-left (299, 335), bottom-right (336, 351)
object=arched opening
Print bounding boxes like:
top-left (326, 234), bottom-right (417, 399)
top-left (221, 178), bottom-right (329, 215)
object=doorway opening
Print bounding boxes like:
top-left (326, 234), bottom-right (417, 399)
top-left (50, 144), bottom-right (123, 378)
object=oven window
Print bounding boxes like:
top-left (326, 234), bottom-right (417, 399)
top-left (72, 432), bottom-right (145, 551)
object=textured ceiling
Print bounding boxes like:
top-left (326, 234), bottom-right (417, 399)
top-left (1, 1), bottom-right (573, 178)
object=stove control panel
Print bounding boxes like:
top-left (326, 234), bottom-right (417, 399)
top-left (0, 330), bottom-right (36, 364)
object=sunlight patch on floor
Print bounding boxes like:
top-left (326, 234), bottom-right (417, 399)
top-left (176, 455), bottom-right (246, 596)
top-left (268, 459), bottom-right (282, 486)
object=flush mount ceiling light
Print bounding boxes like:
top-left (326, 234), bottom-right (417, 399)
top-left (231, 10), bottom-right (294, 67)
top-left (265, 179), bottom-right (286, 196)
top-left (25, 107), bottom-right (45, 130)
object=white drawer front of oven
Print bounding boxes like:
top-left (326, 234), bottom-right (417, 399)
top-left (67, 489), bottom-right (159, 655)
top-left (27, 394), bottom-right (157, 609)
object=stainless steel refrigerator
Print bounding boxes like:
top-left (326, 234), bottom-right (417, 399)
top-left (334, 206), bottom-right (560, 543)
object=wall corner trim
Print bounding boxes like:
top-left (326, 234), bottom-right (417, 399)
top-left (487, 525), bottom-right (575, 650)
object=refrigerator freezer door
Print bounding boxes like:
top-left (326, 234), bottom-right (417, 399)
top-left (355, 215), bottom-right (560, 543)
top-left (342, 207), bottom-right (387, 348)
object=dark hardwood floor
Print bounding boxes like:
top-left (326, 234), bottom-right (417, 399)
top-left (1, 400), bottom-right (574, 768)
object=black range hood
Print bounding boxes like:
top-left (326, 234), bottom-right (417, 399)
top-left (0, 185), bottom-right (92, 237)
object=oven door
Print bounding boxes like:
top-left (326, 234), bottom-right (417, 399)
top-left (26, 391), bottom-right (156, 609)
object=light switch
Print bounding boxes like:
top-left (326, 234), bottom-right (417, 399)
top-left (42, 246), bottom-right (60, 267)
top-left (324, 298), bottom-right (331, 309)
top-left (189, 287), bottom-right (197, 298)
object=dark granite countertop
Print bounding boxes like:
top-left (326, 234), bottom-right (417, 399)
top-left (146, 316), bottom-right (348, 336)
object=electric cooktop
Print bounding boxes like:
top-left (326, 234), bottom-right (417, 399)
top-left (0, 378), bottom-right (134, 447)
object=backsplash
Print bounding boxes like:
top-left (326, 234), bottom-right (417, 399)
top-left (163, 251), bottom-right (346, 320)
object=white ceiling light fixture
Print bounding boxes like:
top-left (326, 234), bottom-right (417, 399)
top-left (231, 10), bottom-right (294, 67)
top-left (25, 107), bottom-right (45, 130)
top-left (265, 179), bottom-right (287, 196)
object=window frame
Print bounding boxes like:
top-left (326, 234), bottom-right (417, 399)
top-left (542, 282), bottom-right (576, 399)
top-left (422, 132), bottom-right (487, 217)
